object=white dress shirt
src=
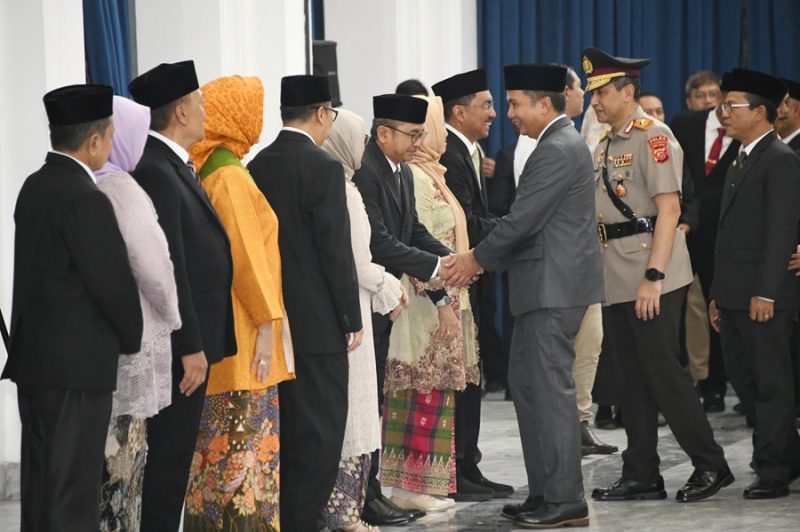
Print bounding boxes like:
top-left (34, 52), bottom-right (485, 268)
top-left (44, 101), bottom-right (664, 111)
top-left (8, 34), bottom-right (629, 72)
top-left (149, 130), bottom-right (190, 164)
top-left (280, 126), bottom-right (317, 145)
top-left (704, 108), bottom-right (733, 161)
top-left (781, 127), bottom-right (800, 146)
top-left (513, 114), bottom-right (567, 187)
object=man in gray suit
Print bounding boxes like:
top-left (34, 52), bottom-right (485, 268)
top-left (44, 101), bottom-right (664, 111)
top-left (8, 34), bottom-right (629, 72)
top-left (442, 63), bottom-right (603, 528)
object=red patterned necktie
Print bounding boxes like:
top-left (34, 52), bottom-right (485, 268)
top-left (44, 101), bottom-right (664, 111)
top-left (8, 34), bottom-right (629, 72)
top-left (705, 127), bottom-right (726, 176)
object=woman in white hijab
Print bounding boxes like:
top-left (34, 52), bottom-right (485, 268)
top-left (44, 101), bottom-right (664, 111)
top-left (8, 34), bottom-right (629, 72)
top-left (321, 108), bottom-right (406, 531)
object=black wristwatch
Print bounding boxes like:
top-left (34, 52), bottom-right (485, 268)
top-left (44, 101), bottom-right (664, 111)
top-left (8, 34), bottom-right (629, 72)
top-left (645, 268), bottom-right (666, 281)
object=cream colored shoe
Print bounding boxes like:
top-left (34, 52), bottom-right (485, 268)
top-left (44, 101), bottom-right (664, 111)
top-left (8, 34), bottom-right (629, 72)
top-left (390, 491), bottom-right (453, 513)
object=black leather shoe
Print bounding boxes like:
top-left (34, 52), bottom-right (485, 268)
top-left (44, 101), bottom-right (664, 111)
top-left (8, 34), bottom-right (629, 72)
top-left (743, 476), bottom-right (789, 499)
top-left (448, 474), bottom-right (494, 501)
top-left (703, 393), bottom-right (725, 413)
top-left (594, 405), bottom-right (622, 430)
top-left (380, 493), bottom-right (425, 521)
top-left (464, 467), bottom-right (515, 498)
top-left (361, 496), bottom-right (414, 526)
top-left (581, 421), bottom-right (618, 456)
top-left (501, 495), bottom-right (544, 520)
top-left (514, 501), bottom-right (589, 529)
top-left (675, 465), bottom-right (734, 502)
top-left (592, 476), bottom-right (667, 501)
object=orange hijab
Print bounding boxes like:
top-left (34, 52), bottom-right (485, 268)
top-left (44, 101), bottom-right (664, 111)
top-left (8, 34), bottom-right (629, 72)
top-left (189, 75), bottom-right (263, 171)
top-left (411, 95), bottom-right (470, 252)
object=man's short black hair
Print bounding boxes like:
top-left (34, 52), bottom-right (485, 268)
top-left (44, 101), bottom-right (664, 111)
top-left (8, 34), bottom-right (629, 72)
top-left (396, 79), bottom-right (429, 96)
top-left (523, 90), bottom-right (566, 113)
top-left (150, 95), bottom-right (188, 132)
top-left (370, 118), bottom-right (403, 139)
top-left (280, 101), bottom-right (328, 123)
top-left (611, 76), bottom-right (641, 100)
top-left (443, 94), bottom-right (475, 121)
top-left (744, 92), bottom-right (778, 123)
top-left (684, 70), bottom-right (722, 97)
top-left (49, 117), bottom-right (111, 152)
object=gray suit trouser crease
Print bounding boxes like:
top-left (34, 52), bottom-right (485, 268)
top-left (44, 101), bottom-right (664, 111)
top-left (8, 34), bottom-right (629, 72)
top-left (509, 306), bottom-right (587, 503)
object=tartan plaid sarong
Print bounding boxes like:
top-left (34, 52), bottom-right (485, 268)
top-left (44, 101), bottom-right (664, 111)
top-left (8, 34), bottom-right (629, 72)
top-left (380, 388), bottom-right (456, 496)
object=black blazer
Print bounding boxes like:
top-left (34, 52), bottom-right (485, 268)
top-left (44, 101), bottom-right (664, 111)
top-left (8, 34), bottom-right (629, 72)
top-left (671, 109), bottom-right (740, 262)
top-left (353, 140), bottom-right (450, 280)
top-left (788, 134), bottom-right (800, 155)
top-left (440, 132), bottom-right (498, 244)
top-left (710, 132), bottom-right (800, 310)
top-left (2, 153), bottom-right (142, 391)
top-left (487, 142), bottom-right (516, 217)
top-left (248, 130), bottom-right (362, 354)
top-left (133, 136), bottom-right (236, 364)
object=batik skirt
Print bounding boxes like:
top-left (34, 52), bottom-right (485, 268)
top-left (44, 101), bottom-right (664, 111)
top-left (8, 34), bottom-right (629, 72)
top-left (184, 386), bottom-right (280, 531)
top-left (381, 388), bottom-right (456, 496)
top-left (322, 453), bottom-right (371, 529)
top-left (99, 415), bottom-right (147, 531)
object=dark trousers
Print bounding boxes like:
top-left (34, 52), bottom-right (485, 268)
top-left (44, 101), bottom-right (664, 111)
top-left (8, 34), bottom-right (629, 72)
top-left (455, 383), bottom-right (482, 474)
top-left (17, 386), bottom-right (112, 532)
top-left (508, 306), bottom-right (586, 502)
top-left (141, 356), bottom-right (207, 532)
top-left (367, 313), bottom-right (391, 502)
top-left (604, 288), bottom-right (726, 482)
top-left (279, 352), bottom-right (348, 532)
top-left (696, 256), bottom-right (727, 397)
top-left (480, 272), bottom-right (509, 387)
top-left (719, 309), bottom-right (800, 482)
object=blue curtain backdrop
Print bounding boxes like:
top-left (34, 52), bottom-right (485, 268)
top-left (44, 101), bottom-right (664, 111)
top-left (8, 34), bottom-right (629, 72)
top-left (478, 0), bottom-right (800, 157)
top-left (83, 0), bottom-right (133, 96)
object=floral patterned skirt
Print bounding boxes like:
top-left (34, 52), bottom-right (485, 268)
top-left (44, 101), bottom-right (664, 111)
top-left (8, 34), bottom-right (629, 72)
top-left (184, 387), bottom-right (280, 531)
top-left (100, 415), bottom-right (147, 532)
top-left (381, 388), bottom-right (456, 496)
top-left (322, 453), bottom-right (371, 529)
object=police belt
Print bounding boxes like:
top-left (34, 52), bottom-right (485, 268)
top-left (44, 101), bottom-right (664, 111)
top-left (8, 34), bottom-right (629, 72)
top-left (597, 216), bottom-right (657, 244)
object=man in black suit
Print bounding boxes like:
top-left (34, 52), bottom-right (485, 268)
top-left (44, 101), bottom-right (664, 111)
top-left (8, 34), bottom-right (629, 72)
top-left (248, 75), bottom-right (363, 531)
top-left (709, 69), bottom-right (800, 499)
top-left (671, 96), bottom-right (740, 412)
top-left (129, 60), bottom-right (237, 531)
top-left (432, 69), bottom-right (515, 501)
top-left (353, 94), bottom-right (452, 525)
top-left (776, 78), bottom-right (800, 154)
top-left (2, 84), bottom-right (142, 531)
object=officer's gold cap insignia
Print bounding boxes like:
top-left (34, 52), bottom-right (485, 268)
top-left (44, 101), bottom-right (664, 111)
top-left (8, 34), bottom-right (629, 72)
top-left (582, 55), bottom-right (593, 74)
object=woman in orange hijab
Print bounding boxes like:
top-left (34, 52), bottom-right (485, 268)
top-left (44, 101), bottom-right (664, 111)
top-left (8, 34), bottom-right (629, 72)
top-left (184, 75), bottom-right (294, 531)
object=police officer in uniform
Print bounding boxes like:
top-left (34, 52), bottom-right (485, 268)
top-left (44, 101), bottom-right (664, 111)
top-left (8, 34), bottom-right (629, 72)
top-left (583, 48), bottom-right (732, 503)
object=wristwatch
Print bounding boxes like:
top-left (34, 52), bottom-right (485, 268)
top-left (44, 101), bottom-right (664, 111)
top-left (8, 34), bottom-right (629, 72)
top-left (645, 268), bottom-right (666, 281)
top-left (435, 295), bottom-right (453, 307)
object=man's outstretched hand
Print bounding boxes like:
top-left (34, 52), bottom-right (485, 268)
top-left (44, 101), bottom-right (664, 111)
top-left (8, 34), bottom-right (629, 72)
top-left (441, 251), bottom-right (483, 287)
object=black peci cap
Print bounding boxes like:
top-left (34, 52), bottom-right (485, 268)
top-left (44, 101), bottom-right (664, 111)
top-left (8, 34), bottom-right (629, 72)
top-left (581, 48), bottom-right (650, 92)
top-left (781, 78), bottom-right (800, 101)
top-left (373, 94), bottom-right (428, 124)
top-left (432, 69), bottom-right (488, 103)
top-left (129, 60), bottom-right (200, 108)
top-left (503, 64), bottom-right (567, 92)
top-left (43, 84), bottom-right (113, 125)
top-left (721, 69), bottom-right (787, 107)
top-left (281, 75), bottom-right (332, 106)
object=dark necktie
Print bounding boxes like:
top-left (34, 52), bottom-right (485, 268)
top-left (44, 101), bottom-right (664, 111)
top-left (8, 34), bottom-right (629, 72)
top-left (705, 127), bottom-right (726, 175)
top-left (392, 168), bottom-right (401, 199)
top-left (735, 150), bottom-right (747, 169)
top-left (187, 162), bottom-right (200, 184)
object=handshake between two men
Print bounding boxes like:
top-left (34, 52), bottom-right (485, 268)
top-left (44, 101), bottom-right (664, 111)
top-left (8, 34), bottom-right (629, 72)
top-left (439, 251), bottom-right (484, 287)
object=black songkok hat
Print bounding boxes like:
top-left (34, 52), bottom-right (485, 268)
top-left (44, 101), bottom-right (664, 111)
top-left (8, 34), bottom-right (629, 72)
top-left (581, 47), bottom-right (650, 92)
top-left (128, 60), bottom-right (199, 108)
top-left (503, 64), bottom-right (567, 92)
top-left (780, 78), bottom-right (800, 101)
top-left (721, 68), bottom-right (787, 107)
top-left (280, 75), bottom-right (332, 106)
top-left (432, 69), bottom-right (488, 103)
top-left (43, 84), bottom-right (113, 125)
top-left (373, 94), bottom-right (428, 124)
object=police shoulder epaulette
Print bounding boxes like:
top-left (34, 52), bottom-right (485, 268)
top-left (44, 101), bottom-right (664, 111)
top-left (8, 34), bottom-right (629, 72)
top-left (633, 118), bottom-right (654, 131)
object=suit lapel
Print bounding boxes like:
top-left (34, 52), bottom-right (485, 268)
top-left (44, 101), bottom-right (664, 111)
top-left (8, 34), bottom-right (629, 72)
top-left (451, 134), bottom-right (487, 210)
top-left (366, 141), bottom-right (402, 213)
top-left (719, 133), bottom-right (774, 219)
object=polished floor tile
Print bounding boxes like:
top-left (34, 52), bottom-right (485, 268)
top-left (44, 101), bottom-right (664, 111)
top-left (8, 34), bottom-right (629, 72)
top-left (0, 392), bottom-right (797, 530)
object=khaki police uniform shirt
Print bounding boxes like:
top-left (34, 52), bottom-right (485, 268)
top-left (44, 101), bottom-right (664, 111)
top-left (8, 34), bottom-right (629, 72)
top-left (594, 106), bottom-right (693, 305)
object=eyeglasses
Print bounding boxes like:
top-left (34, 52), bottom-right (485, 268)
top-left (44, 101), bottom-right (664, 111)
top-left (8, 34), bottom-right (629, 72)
top-left (323, 106), bottom-right (339, 122)
top-left (383, 124), bottom-right (427, 143)
top-left (720, 102), bottom-right (752, 114)
top-left (464, 101), bottom-right (495, 111)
